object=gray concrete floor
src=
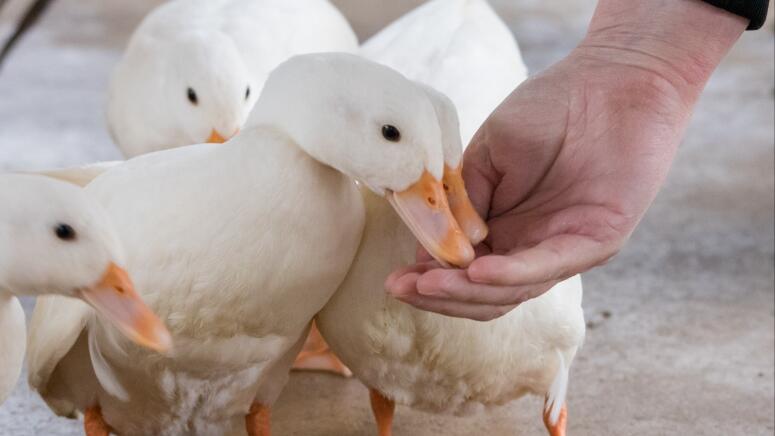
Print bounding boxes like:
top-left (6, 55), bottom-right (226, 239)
top-left (0, 1), bottom-right (773, 435)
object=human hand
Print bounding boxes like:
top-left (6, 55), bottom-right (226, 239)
top-left (386, 0), bottom-right (747, 321)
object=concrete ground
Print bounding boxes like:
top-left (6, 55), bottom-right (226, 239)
top-left (0, 1), bottom-right (773, 435)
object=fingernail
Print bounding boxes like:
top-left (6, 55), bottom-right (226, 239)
top-left (385, 286), bottom-right (402, 297)
top-left (416, 279), bottom-right (445, 298)
top-left (386, 283), bottom-right (410, 298)
top-left (466, 260), bottom-right (488, 283)
top-left (384, 274), bottom-right (398, 289)
top-left (416, 286), bottom-right (443, 297)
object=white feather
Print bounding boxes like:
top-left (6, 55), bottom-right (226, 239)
top-left (545, 349), bottom-right (571, 425)
top-left (24, 161), bottom-right (123, 187)
top-left (87, 321), bottom-right (129, 401)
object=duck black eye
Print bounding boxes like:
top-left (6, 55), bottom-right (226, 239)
top-left (381, 125), bottom-right (401, 142)
top-left (245, 86), bottom-right (251, 100)
top-left (187, 87), bottom-right (198, 105)
top-left (54, 223), bottom-right (77, 241)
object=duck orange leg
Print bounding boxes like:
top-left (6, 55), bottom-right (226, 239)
top-left (369, 388), bottom-right (395, 436)
top-left (542, 401), bottom-right (568, 436)
top-left (84, 405), bottom-right (110, 436)
top-left (246, 402), bottom-right (271, 436)
top-left (292, 321), bottom-right (352, 377)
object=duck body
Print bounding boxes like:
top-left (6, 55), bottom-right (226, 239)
top-left (362, 0), bottom-right (527, 143)
top-left (317, 190), bottom-right (585, 417)
top-left (29, 130), bottom-right (365, 435)
top-left (108, 0), bottom-right (358, 157)
top-left (0, 294), bottom-right (25, 405)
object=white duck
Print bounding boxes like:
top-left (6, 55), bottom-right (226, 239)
top-left (108, 0), bottom-right (358, 158)
top-left (299, 0), bottom-right (533, 378)
top-left (316, 89), bottom-right (585, 436)
top-left (0, 174), bottom-right (170, 406)
top-left (28, 53), bottom-right (474, 436)
top-left (362, 0), bottom-right (528, 144)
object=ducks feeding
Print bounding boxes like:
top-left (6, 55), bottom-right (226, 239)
top-left (315, 87), bottom-right (585, 436)
top-left (294, 0), bottom-right (531, 377)
top-left (28, 53), bottom-right (473, 435)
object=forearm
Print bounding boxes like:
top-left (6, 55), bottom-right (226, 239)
top-left (578, 0), bottom-right (748, 102)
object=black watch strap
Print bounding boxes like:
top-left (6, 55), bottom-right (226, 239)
top-left (701, 0), bottom-right (770, 29)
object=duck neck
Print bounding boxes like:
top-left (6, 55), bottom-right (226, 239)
top-left (246, 89), bottom-right (363, 185)
top-left (243, 119), bottom-right (357, 189)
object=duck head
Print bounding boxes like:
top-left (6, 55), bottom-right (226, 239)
top-left (0, 175), bottom-right (172, 352)
top-left (250, 53), bottom-right (476, 268)
top-left (111, 32), bottom-right (253, 156)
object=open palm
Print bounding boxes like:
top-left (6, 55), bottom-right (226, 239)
top-left (387, 50), bottom-right (697, 320)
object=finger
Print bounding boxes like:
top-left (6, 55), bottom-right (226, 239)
top-left (415, 268), bottom-right (558, 305)
top-left (467, 234), bottom-right (615, 286)
top-left (387, 271), bottom-right (423, 297)
top-left (393, 292), bottom-right (518, 322)
top-left (385, 260), bottom-right (443, 291)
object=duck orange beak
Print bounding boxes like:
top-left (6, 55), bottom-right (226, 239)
top-left (443, 164), bottom-right (488, 245)
top-left (206, 130), bottom-right (228, 144)
top-left (79, 263), bottom-right (172, 353)
top-left (388, 171), bottom-right (475, 268)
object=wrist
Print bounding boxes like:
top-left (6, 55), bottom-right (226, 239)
top-left (577, 0), bottom-right (747, 102)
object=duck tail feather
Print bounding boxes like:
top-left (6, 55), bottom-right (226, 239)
top-left (544, 348), bottom-right (570, 425)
